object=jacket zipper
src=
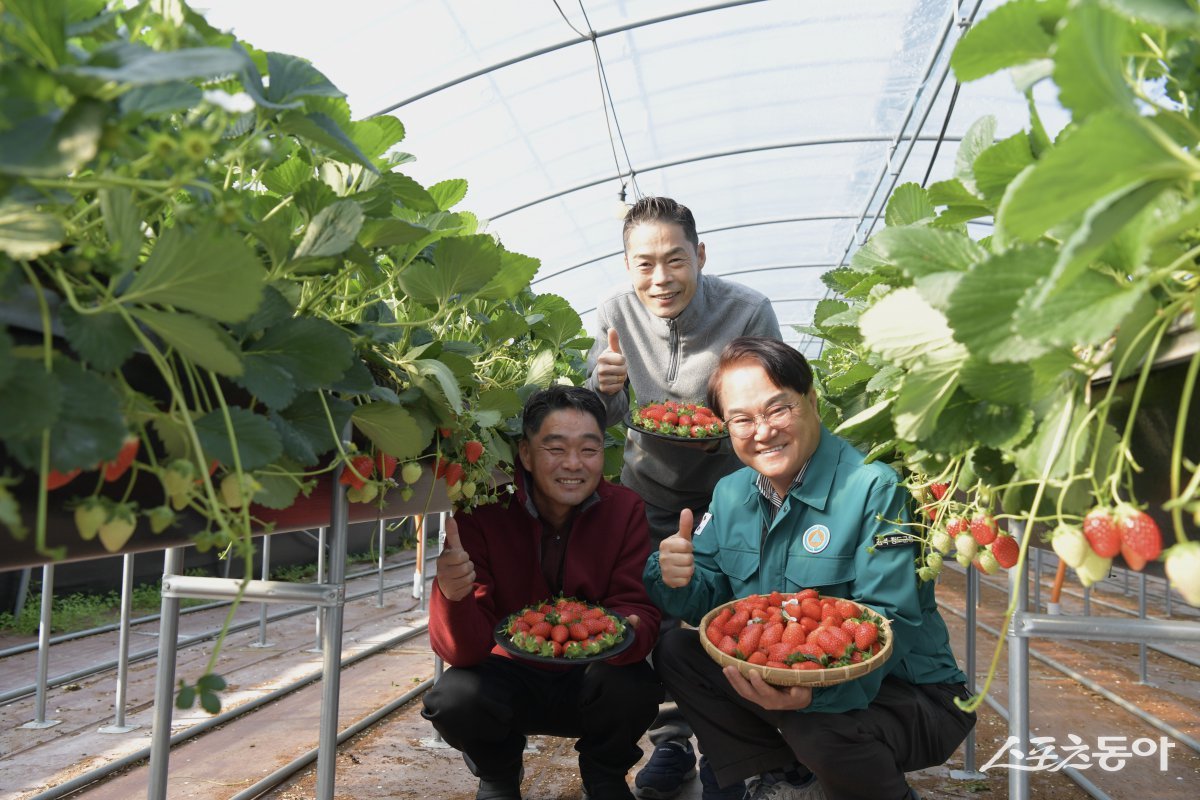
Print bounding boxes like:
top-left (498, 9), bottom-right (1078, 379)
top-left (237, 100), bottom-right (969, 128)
top-left (666, 318), bottom-right (679, 382)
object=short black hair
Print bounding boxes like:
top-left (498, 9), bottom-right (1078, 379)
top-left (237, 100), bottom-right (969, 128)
top-left (706, 337), bottom-right (814, 418)
top-left (622, 196), bottom-right (699, 248)
top-left (522, 385), bottom-right (607, 438)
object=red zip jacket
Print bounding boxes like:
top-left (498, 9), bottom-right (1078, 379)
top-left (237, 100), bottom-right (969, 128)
top-left (429, 471), bottom-right (661, 668)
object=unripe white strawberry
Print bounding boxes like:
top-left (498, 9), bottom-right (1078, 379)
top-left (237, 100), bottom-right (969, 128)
top-left (1164, 542), bottom-right (1200, 606)
top-left (931, 531), bottom-right (952, 554)
top-left (975, 550), bottom-right (999, 575)
top-left (925, 552), bottom-right (943, 573)
top-left (955, 533), bottom-right (978, 561)
top-left (1051, 524), bottom-right (1089, 569)
top-left (956, 551), bottom-right (973, 569)
top-left (918, 566), bottom-right (936, 582)
top-left (1077, 548), bottom-right (1112, 588)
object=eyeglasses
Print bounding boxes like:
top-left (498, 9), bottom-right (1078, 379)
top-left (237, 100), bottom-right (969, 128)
top-left (724, 402), bottom-right (799, 439)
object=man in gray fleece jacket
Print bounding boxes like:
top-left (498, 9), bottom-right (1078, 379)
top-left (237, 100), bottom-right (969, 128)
top-left (586, 196), bottom-right (781, 799)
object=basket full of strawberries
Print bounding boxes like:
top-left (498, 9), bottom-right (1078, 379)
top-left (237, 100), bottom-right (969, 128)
top-left (699, 590), bottom-right (893, 687)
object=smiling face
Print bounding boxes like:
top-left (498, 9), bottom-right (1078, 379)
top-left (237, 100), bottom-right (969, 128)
top-left (518, 408), bottom-right (605, 527)
top-left (624, 220), bottom-right (705, 319)
top-left (716, 360), bottom-right (821, 497)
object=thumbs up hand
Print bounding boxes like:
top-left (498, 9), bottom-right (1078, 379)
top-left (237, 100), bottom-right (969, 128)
top-left (595, 327), bottom-right (628, 395)
top-left (436, 516), bottom-right (476, 602)
top-left (659, 508), bottom-right (696, 589)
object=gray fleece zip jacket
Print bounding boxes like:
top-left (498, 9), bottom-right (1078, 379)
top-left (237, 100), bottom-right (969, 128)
top-left (585, 273), bottom-right (781, 517)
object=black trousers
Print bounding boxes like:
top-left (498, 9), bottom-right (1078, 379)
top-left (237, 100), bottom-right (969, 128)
top-left (421, 655), bottom-right (662, 786)
top-left (655, 628), bottom-right (976, 800)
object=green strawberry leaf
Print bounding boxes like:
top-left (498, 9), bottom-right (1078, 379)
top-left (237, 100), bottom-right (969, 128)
top-left (194, 407), bottom-right (283, 471)
top-left (129, 308), bottom-right (243, 376)
top-left (123, 224), bottom-right (265, 323)
top-left (352, 402), bottom-right (425, 459)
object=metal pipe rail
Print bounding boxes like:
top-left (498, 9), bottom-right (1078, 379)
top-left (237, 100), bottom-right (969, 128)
top-left (940, 590), bottom-right (1200, 755)
top-left (23, 623), bottom-right (431, 800)
top-left (0, 549), bottom-right (426, 660)
top-left (0, 554), bottom-right (435, 705)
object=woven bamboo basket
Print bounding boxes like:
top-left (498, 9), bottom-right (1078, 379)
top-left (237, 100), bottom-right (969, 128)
top-left (699, 597), bottom-right (893, 687)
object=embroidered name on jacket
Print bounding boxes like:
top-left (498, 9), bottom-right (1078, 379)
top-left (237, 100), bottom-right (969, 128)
top-left (874, 532), bottom-right (920, 549)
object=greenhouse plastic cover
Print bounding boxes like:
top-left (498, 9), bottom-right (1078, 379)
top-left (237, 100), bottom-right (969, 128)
top-left (199, 0), bottom-right (1068, 354)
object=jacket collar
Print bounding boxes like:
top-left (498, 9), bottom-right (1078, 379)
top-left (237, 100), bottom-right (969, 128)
top-left (738, 426), bottom-right (837, 513)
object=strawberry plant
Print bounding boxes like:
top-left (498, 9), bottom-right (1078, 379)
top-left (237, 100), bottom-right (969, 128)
top-left (0, 0), bottom-right (591, 709)
top-left (805, 0), bottom-right (1200, 709)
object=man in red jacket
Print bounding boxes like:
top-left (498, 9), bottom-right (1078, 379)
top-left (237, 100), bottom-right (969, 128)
top-left (422, 385), bottom-right (663, 800)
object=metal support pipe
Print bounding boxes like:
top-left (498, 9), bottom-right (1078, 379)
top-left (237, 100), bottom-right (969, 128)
top-left (315, 447), bottom-right (351, 800)
top-left (412, 514), bottom-right (425, 601)
top-left (146, 547), bottom-right (184, 800)
top-left (1033, 547), bottom-right (1042, 613)
top-left (1007, 526), bottom-right (1030, 800)
top-left (99, 553), bottom-right (137, 734)
top-left (27, 624), bottom-right (429, 800)
top-left (1016, 612), bottom-right (1200, 643)
top-left (1138, 573), bottom-right (1149, 684)
top-left (313, 526), bottom-right (327, 652)
top-left (161, 575), bottom-right (342, 605)
top-left (0, 553), bottom-right (438, 706)
top-left (376, 519), bottom-right (386, 608)
top-left (1083, 584), bottom-right (1091, 615)
top-left (252, 536), bottom-right (272, 648)
top-left (964, 565), bottom-right (979, 773)
top-left (22, 563), bottom-right (60, 729)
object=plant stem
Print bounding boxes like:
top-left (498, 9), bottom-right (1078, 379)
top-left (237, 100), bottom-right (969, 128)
top-left (18, 263), bottom-right (64, 559)
top-left (1168, 346), bottom-right (1200, 544)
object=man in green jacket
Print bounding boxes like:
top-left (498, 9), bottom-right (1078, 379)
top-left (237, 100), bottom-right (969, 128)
top-left (644, 337), bottom-right (975, 800)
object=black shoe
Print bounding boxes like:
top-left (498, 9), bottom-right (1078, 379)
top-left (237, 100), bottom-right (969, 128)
top-left (582, 778), bottom-right (636, 800)
top-left (634, 740), bottom-right (697, 799)
top-left (476, 766), bottom-right (524, 800)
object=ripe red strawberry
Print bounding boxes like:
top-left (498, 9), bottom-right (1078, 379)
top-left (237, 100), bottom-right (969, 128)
top-left (767, 642), bottom-right (791, 662)
top-left (438, 427), bottom-right (453, 438)
top-left (816, 627), bottom-right (851, 658)
top-left (1083, 507), bottom-right (1121, 558)
top-left (796, 642), bottom-right (825, 662)
top-left (718, 635), bottom-right (739, 656)
top-left (800, 597), bottom-right (823, 620)
top-left (854, 621), bottom-right (878, 650)
top-left (550, 624), bottom-right (570, 644)
top-left (46, 468), bottom-right (81, 490)
top-left (747, 651), bottom-right (768, 666)
top-left (834, 599), bottom-right (860, 620)
top-left (738, 623), bottom-right (764, 654)
top-left (970, 513), bottom-right (998, 546)
top-left (442, 462), bottom-right (465, 488)
top-left (102, 435), bottom-right (140, 482)
top-left (339, 455), bottom-right (375, 489)
top-left (568, 622), bottom-right (589, 641)
top-left (1112, 506), bottom-right (1162, 572)
top-left (373, 452), bottom-right (398, 479)
top-left (724, 609), bottom-right (750, 636)
top-left (530, 621), bottom-right (552, 639)
top-left (945, 517), bottom-right (968, 537)
top-left (991, 534), bottom-right (1020, 569)
top-left (706, 623), bottom-right (725, 646)
top-left (781, 621), bottom-right (805, 647)
top-left (761, 622), bottom-right (784, 648)
top-left (464, 440), bottom-right (484, 464)
top-left (930, 482), bottom-right (949, 500)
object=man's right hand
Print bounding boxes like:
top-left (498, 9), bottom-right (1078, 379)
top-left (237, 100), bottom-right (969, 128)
top-left (436, 516), bottom-right (476, 602)
top-left (594, 328), bottom-right (628, 395)
top-left (659, 508), bottom-right (695, 588)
